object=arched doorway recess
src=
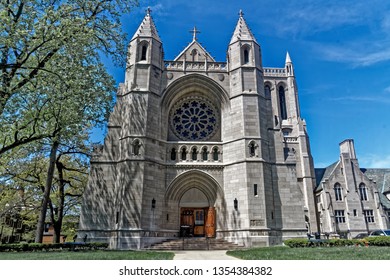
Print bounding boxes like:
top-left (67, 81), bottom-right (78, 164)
top-left (165, 170), bottom-right (224, 238)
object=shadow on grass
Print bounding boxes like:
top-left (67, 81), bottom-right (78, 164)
top-left (227, 246), bottom-right (390, 260)
top-left (0, 250), bottom-right (174, 260)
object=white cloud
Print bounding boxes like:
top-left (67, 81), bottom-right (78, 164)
top-left (360, 154), bottom-right (390, 168)
top-left (328, 95), bottom-right (390, 104)
top-left (314, 41), bottom-right (390, 67)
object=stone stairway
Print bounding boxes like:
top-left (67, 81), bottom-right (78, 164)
top-left (147, 237), bottom-right (244, 251)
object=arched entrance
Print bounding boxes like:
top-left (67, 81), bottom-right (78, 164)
top-left (179, 188), bottom-right (215, 237)
top-left (165, 170), bottom-right (224, 238)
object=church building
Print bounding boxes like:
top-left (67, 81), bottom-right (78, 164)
top-left (78, 9), bottom-right (319, 249)
top-left (315, 139), bottom-right (390, 238)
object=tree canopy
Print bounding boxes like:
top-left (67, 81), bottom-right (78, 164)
top-left (0, 0), bottom-right (139, 243)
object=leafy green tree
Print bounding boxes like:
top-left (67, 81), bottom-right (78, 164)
top-left (1, 0), bottom-right (140, 243)
top-left (0, 0), bottom-right (138, 153)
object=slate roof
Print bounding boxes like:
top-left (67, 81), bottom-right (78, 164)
top-left (362, 168), bottom-right (390, 209)
top-left (315, 162), bottom-right (390, 209)
top-left (314, 161), bottom-right (339, 192)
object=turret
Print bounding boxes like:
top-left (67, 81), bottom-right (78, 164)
top-left (125, 8), bottom-right (164, 93)
top-left (228, 10), bottom-right (263, 97)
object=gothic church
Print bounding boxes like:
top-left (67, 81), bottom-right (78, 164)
top-left (78, 9), bottom-right (319, 249)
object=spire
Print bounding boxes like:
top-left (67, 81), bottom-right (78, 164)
top-left (131, 7), bottom-right (161, 42)
top-left (285, 51), bottom-right (294, 76)
top-left (230, 10), bottom-right (257, 44)
top-left (285, 52), bottom-right (292, 64)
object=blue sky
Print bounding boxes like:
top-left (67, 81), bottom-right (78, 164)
top-left (101, 0), bottom-right (390, 168)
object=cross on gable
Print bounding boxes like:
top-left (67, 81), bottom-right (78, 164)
top-left (190, 26), bottom-right (200, 41)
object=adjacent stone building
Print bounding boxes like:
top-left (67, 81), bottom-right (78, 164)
top-left (77, 10), bottom-right (318, 249)
top-left (315, 139), bottom-right (390, 238)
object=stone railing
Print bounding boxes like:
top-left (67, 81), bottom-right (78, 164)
top-left (263, 67), bottom-right (286, 77)
top-left (165, 61), bottom-right (227, 72)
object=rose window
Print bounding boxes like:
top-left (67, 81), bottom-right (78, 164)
top-left (170, 97), bottom-right (219, 141)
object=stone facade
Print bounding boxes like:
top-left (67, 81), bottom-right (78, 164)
top-left (315, 139), bottom-right (390, 238)
top-left (78, 10), bottom-right (318, 249)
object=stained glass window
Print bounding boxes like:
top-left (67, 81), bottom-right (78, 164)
top-left (170, 97), bottom-right (218, 141)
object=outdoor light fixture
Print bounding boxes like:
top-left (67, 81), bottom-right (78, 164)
top-left (234, 198), bottom-right (238, 210)
top-left (152, 198), bottom-right (156, 209)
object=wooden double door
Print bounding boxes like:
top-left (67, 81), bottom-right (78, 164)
top-left (180, 207), bottom-right (215, 237)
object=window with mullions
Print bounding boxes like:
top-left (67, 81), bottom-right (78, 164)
top-left (334, 210), bottom-right (345, 223)
top-left (334, 183), bottom-right (343, 201)
top-left (359, 183), bottom-right (368, 201)
top-left (363, 210), bottom-right (375, 223)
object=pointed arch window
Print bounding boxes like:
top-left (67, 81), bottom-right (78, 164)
top-left (133, 139), bottom-right (141, 156)
top-left (212, 147), bottom-right (219, 161)
top-left (191, 49), bottom-right (198, 62)
top-left (249, 141), bottom-right (257, 157)
top-left (181, 147), bottom-right (187, 161)
top-left (191, 147), bottom-right (198, 161)
top-left (359, 183), bottom-right (368, 201)
top-left (243, 49), bottom-right (249, 64)
top-left (202, 147), bottom-right (208, 161)
top-left (140, 45), bottom-right (147, 61)
top-left (264, 85), bottom-right (271, 98)
top-left (170, 148), bottom-right (177, 161)
top-left (279, 86), bottom-right (287, 120)
top-left (138, 41), bottom-right (148, 61)
top-left (334, 183), bottom-right (343, 201)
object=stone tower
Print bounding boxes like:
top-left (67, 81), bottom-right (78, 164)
top-left (78, 10), bottom-right (318, 249)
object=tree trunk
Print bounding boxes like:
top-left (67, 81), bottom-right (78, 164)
top-left (52, 160), bottom-right (65, 243)
top-left (34, 140), bottom-right (59, 243)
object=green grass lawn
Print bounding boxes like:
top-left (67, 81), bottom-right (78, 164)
top-left (0, 250), bottom-right (174, 260)
top-left (2, 246), bottom-right (390, 260)
top-left (227, 246), bottom-right (390, 260)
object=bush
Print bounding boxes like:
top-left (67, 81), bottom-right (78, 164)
top-left (284, 238), bottom-right (309, 248)
top-left (284, 238), bottom-right (370, 248)
top-left (366, 236), bottom-right (390, 246)
top-left (0, 242), bottom-right (109, 252)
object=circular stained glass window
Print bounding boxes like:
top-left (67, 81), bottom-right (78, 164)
top-left (170, 97), bottom-right (219, 141)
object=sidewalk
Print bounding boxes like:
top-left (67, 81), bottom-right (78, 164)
top-left (173, 250), bottom-right (240, 260)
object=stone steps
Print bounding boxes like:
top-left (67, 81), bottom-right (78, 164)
top-left (147, 237), bottom-right (244, 251)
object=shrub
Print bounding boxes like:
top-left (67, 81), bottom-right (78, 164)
top-left (366, 236), bottom-right (390, 246)
top-left (284, 238), bottom-right (309, 248)
top-left (0, 242), bottom-right (109, 252)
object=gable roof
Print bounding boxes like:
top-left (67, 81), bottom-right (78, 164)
top-left (315, 161), bottom-right (390, 209)
top-left (173, 39), bottom-right (215, 62)
top-left (314, 161), bottom-right (339, 192)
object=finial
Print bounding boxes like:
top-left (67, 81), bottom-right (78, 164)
top-left (239, 9), bottom-right (244, 17)
top-left (190, 26), bottom-right (200, 41)
top-left (146, 7), bottom-right (152, 15)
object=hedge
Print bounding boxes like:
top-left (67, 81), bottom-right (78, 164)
top-left (0, 242), bottom-right (109, 252)
top-left (283, 237), bottom-right (390, 248)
